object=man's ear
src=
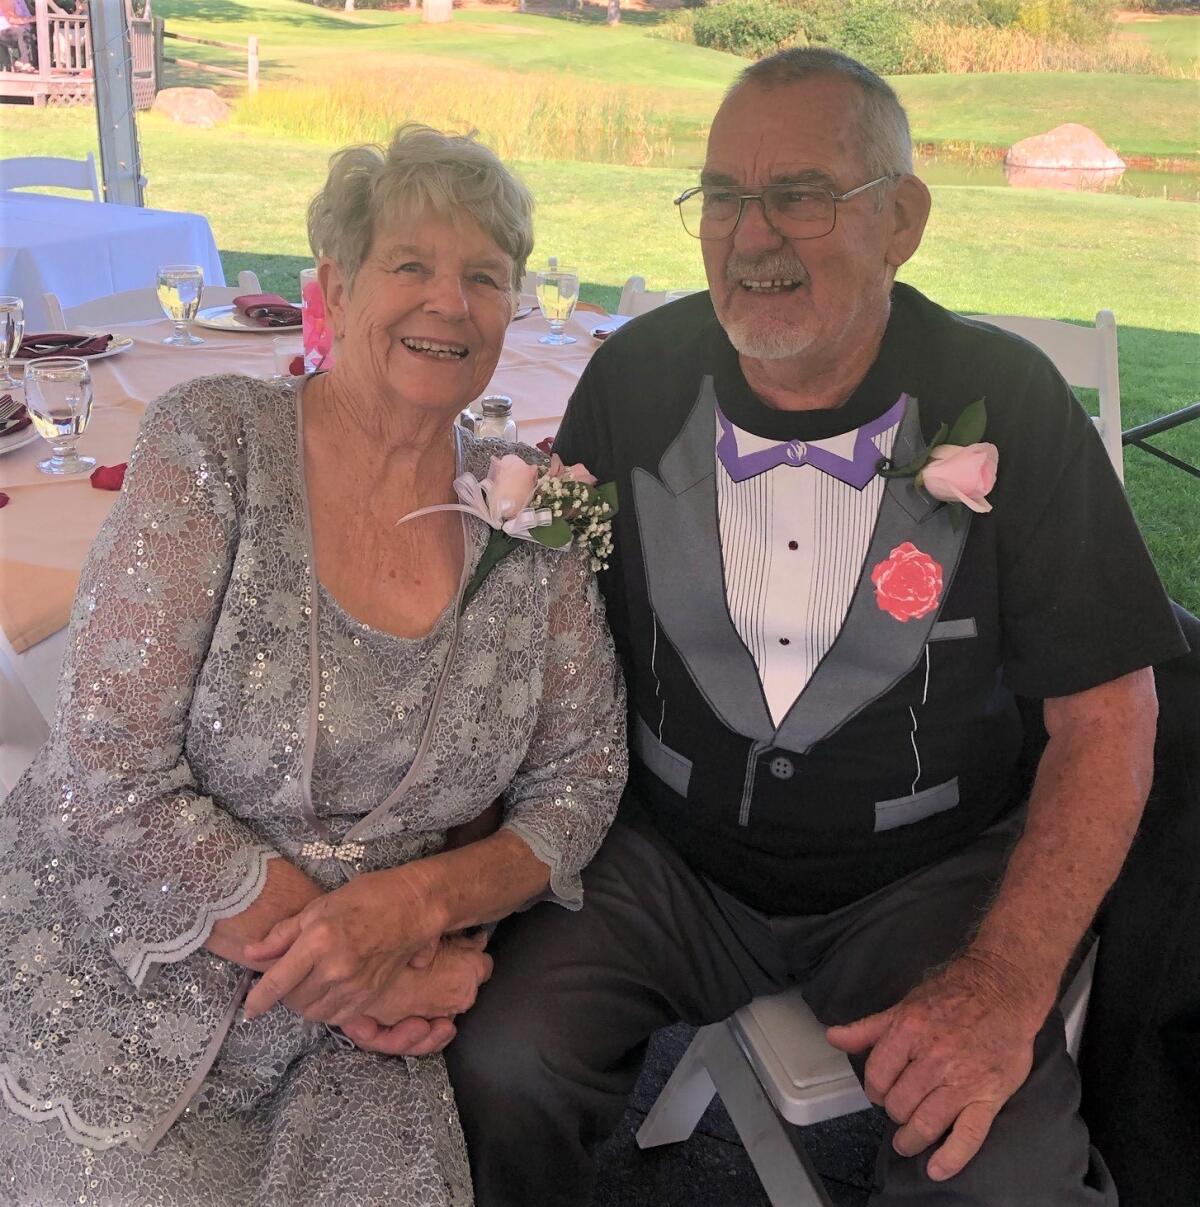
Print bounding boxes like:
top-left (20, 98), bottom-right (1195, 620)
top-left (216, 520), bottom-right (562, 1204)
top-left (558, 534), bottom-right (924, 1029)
top-left (318, 258), bottom-right (347, 340)
top-left (885, 175), bottom-right (932, 270)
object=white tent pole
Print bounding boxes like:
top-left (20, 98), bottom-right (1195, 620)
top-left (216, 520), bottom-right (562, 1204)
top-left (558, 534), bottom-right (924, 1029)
top-left (89, 0), bottom-right (145, 206)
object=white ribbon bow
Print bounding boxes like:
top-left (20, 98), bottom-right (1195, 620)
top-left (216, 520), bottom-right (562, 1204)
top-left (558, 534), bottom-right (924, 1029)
top-left (395, 471), bottom-right (553, 539)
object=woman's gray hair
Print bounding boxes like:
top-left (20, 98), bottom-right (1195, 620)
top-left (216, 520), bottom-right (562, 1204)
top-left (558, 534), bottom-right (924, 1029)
top-left (307, 123), bottom-right (535, 291)
top-left (731, 47), bottom-right (913, 181)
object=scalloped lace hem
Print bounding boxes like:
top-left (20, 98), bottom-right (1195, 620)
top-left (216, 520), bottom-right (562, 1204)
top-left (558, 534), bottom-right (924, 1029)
top-left (124, 846), bottom-right (279, 988)
top-left (0, 1065), bottom-right (148, 1150)
top-left (501, 821), bottom-right (583, 911)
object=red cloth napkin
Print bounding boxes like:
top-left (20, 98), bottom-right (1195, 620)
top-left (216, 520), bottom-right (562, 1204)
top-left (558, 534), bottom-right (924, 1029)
top-left (17, 332), bottom-right (112, 358)
top-left (0, 394), bottom-right (31, 438)
top-left (90, 463), bottom-right (127, 491)
top-left (234, 293), bottom-right (302, 328)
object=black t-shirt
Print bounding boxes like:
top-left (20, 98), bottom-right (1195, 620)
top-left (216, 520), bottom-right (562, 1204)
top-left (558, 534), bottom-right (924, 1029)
top-left (556, 283), bottom-right (1186, 914)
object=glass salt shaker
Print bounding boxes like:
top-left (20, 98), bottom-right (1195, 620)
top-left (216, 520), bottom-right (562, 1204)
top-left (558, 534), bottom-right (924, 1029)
top-left (475, 395), bottom-right (518, 442)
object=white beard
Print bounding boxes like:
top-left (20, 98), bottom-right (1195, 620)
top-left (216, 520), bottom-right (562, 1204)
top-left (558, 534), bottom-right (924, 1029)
top-left (722, 310), bottom-right (815, 361)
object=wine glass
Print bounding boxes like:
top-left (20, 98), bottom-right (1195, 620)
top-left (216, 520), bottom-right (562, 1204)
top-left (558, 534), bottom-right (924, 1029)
top-left (0, 296), bottom-right (24, 390)
top-left (156, 264), bottom-right (205, 347)
top-left (535, 266), bottom-right (580, 346)
top-left (24, 357), bottom-right (95, 477)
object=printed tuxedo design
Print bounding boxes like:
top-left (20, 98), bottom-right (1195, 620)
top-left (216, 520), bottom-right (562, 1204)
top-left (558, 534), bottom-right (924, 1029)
top-left (632, 380), bottom-right (971, 763)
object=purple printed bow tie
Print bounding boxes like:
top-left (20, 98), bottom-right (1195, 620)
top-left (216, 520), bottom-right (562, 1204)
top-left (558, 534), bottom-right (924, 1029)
top-left (716, 394), bottom-right (907, 490)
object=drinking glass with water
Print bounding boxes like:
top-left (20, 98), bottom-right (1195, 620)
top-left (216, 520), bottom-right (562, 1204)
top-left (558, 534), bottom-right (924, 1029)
top-left (24, 357), bottom-right (95, 477)
top-left (535, 266), bottom-right (580, 346)
top-left (0, 296), bottom-right (24, 390)
top-left (157, 265), bottom-right (206, 347)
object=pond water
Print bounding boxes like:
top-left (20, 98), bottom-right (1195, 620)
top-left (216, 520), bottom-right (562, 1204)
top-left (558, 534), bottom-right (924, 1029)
top-left (913, 151), bottom-right (1200, 203)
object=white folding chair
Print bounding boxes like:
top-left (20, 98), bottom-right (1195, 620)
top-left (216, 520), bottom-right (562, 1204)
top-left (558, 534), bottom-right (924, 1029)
top-left (0, 153), bottom-right (101, 202)
top-left (42, 271), bottom-right (263, 328)
top-left (974, 310), bottom-right (1123, 483)
top-left (637, 943), bottom-right (1098, 1207)
top-left (616, 275), bottom-right (698, 318)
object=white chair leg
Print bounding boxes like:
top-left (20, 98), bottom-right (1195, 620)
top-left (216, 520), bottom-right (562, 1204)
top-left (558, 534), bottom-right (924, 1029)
top-left (702, 1023), bottom-right (833, 1207)
top-left (636, 1024), bottom-right (720, 1148)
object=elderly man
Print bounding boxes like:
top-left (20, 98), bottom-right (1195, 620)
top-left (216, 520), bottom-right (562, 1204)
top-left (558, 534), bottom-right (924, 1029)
top-left (448, 48), bottom-right (1185, 1205)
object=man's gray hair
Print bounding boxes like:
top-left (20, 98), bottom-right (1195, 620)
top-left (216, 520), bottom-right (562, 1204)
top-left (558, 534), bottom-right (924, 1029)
top-left (307, 123), bottom-right (535, 291)
top-left (731, 47), bottom-right (913, 180)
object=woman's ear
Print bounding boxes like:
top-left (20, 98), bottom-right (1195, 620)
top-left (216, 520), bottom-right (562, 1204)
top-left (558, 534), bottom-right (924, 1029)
top-left (885, 175), bottom-right (932, 270)
top-left (318, 258), bottom-right (347, 340)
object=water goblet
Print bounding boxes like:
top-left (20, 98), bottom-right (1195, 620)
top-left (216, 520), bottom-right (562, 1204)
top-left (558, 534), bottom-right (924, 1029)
top-left (535, 266), bottom-right (580, 346)
top-left (0, 296), bottom-right (24, 390)
top-left (24, 356), bottom-right (95, 477)
top-left (156, 264), bottom-right (206, 347)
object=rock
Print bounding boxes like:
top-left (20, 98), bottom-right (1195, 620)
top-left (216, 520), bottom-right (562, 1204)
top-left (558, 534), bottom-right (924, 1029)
top-left (151, 87), bottom-right (231, 129)
top-left (1004, 123), bottom-right (1125, 192)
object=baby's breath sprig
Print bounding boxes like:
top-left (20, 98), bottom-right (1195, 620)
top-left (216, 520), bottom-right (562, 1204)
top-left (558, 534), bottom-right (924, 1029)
top-left (528, 474), bottom-right (618, 572)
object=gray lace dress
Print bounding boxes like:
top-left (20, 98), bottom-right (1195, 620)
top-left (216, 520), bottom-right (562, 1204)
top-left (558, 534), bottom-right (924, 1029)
top-left (0, 374), bottom-right (627, 1205)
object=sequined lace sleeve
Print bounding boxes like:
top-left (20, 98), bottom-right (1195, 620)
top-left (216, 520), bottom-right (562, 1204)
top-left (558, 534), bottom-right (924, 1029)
top-left (41, 378), bottom-right (278, 988)
top-left (500, 549), bottom-right (627, 908)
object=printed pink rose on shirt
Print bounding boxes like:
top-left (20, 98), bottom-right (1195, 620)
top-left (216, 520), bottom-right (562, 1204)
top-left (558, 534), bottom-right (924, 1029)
top-left (871, 541), bottom-right (943, 622)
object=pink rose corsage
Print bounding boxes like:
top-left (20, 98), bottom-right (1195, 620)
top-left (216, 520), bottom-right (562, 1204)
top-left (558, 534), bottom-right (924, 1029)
top-left (882, 398), bottom-right (998, 525)
top-left (395, 452), bottom-right (617, 610)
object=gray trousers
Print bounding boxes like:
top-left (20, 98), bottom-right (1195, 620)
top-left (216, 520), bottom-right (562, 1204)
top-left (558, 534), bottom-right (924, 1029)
top-left (447, 812), bottom-right (1116, 1206)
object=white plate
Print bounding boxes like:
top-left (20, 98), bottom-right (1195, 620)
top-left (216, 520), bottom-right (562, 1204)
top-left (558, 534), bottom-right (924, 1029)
top-left (194, 304), bottom-right (302, 333)
top-left (14, 334), bottom-right (135, 364)
top-left (0, 426), bottom-right (39, 456)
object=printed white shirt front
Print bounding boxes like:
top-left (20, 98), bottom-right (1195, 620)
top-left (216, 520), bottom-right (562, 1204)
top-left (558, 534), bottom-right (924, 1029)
top-left (716, 415), bottom-right (901, 726)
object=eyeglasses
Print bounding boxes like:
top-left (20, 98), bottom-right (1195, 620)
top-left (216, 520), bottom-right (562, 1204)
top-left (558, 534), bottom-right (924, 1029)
top-left (673, 176), bottom-right (895, 241)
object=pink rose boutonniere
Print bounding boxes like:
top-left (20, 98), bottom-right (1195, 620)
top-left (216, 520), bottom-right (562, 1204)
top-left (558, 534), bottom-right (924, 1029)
top-left (395, 452), bottom-right (618, 610)
top-left (882, 398), bottom-right (998, 526)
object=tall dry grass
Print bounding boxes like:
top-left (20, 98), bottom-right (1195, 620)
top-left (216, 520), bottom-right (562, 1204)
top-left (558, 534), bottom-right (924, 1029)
top-left (233, 65), bottom-right (675, 166)
top-left (904, 21), bottom-right (1196, 75)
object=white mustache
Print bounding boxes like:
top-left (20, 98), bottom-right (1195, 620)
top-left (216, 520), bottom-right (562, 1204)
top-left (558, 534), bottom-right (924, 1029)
top-left (725, 253), bottom-right (809, 286)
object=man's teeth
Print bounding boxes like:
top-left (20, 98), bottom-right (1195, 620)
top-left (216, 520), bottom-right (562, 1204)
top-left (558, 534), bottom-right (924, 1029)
top-left (400, 338), bottom-right (467, 359)
top-left (741, 279), bottom-right (801, 290)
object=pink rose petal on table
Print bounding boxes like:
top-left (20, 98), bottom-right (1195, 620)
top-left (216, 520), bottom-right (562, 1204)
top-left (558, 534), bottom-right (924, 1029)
top-left (90, 463), bottom-right (127, 491)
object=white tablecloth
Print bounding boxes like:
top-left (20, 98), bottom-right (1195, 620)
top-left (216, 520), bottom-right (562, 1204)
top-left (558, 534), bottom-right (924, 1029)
top-left (0, 305), bottom-right (606, 794)
top-left (0, 192), bottom-right (225, 329)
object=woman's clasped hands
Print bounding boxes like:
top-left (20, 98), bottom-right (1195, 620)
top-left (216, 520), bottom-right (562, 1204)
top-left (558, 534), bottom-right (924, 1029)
top-left (240, 865), bottom-right (493, 1055)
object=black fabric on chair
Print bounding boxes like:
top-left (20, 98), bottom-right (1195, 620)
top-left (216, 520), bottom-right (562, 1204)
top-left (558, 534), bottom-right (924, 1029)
top-left (1078, 603), bottom-right (1200, 1206)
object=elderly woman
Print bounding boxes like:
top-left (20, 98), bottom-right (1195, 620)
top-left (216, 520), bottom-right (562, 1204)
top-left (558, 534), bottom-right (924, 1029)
top-left (0, 125), bottom-right (626, 1204)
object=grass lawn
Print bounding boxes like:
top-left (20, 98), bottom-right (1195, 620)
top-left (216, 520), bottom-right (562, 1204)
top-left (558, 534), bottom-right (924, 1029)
top-left (1115, 13), bottom-right (1200, 72)
top-left (4, 108), bottom-right (1196, 608)
top-left (893, 72), bottom-right (1200, 161)
top-left (150, 0), bottom-right (1198, 164)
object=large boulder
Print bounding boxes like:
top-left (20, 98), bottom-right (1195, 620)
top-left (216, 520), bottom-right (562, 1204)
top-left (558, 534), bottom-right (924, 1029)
top-left (152, 87), bottom-right (231, 128)
top-left (1004, 123), bottom-right (1125, 192)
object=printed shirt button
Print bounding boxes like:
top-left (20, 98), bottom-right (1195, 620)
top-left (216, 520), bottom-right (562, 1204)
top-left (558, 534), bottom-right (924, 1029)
top-left (769, 755), bottom-right (794, 780)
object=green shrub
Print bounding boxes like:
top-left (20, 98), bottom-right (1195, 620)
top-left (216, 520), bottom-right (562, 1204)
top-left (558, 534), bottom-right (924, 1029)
top-left (691, 0), bottom-right (807, 59)
top-left (1015, 0), bottom-right (1117, 44)
top-left (831, 0), bottom-right (917, 73)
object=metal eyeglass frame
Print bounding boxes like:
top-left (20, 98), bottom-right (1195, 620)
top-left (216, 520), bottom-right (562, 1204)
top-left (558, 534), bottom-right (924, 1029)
top-left (673, 175), bottom-right (896, 240)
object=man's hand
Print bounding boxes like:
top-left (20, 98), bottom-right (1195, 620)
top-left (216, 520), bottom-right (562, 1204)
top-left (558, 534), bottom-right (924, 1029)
top-left (825, 954), bottom-right (1044, 1182)
top-left (339, 1015), bottom-right (459, 1057)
